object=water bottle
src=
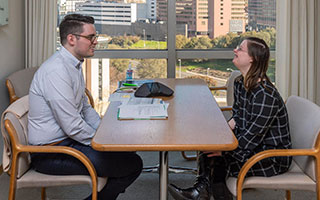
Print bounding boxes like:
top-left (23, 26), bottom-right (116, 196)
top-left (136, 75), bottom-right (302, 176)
top-left (126, 63), bottom-right (133, 82)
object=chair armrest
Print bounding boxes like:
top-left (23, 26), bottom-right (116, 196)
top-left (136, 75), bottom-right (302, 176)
top-left (220, 106), bottom-right (232, 112)
top-left (6, 79), bottom-right (19, 104)
top-left (236, 148), bottom-right (316, 199)
top-left (209, 86), bottom-right (227, 91)
top-left (85, 88), bottom-right (95, 108)
top-left (4, 119), bottom-right (99, 200)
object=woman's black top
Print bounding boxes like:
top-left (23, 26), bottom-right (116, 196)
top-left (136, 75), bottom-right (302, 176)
top-left (224, 76), bottom-right (292, 177)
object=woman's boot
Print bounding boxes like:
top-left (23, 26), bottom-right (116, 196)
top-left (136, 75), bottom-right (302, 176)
top-left (210, 156), bottom-right (233, 200)
top-left (168, 153), bottom-right (213, 200)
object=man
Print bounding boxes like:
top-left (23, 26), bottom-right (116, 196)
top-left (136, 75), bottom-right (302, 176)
top-left (28, 14), bottom-right (142, 200)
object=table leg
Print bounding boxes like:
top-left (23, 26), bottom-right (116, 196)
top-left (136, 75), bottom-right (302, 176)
top-left (159, 151), bottom-right (168, 200)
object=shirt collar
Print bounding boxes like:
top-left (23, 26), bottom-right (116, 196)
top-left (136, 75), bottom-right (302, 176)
top-left (59, 46), bottom-right (83, 70)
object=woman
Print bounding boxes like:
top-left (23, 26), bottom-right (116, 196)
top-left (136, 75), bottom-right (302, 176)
top-left (168, 37), bottom-right (292, 200)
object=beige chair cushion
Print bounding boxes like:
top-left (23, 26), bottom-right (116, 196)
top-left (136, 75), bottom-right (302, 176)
top-left (226, 160), bottom-right (316, 196)
top-left (1, 96), bottom-right (30, 178)
top-left (17, 169), bottom-right (107, 192)
top-left (7, 66), bottom-right (39, 98)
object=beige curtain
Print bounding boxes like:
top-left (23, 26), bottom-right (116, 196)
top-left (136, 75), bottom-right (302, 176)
top-left (25, 0), bottom-right (57, 68)
top-left (276, 0), bottom-right (320, 105)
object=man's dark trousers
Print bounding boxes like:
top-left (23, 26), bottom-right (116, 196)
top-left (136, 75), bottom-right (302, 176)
top-left (31, 138), bottom-right (143, 200)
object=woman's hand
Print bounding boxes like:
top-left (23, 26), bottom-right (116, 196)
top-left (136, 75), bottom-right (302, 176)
top-left (228, 118), bottom-right (236, 130)
top-left (203, 151), bottom-right (222, 157)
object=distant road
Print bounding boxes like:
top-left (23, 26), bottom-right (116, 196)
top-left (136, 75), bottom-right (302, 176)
top-left (179, 70), bottom-right (227, 86)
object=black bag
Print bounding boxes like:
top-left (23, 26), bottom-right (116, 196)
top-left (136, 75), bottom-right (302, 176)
top-left (134, 82), bottom-right (174, 97)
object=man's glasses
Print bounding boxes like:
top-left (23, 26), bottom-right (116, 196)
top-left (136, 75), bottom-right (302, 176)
top-left (73, 33), bottom-right (98, 43)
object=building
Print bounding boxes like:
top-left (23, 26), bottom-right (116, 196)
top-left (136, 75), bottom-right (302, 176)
top-left (66, 0), bottom-right (87, 13)
top-left (208, 0), bottom-right (247, 39)
top-left (157, 0), bottom-right (246, 38)
top-left (137, 0), bottom-right (157, 22)
top-left (157, 0), bottom-right (203, 37)
top-left (75, 1), bottom-right (137, 26)
top-left (247, 0), bottom-right (276, 31)
top-left (146, 0), bottom-right (157, 21)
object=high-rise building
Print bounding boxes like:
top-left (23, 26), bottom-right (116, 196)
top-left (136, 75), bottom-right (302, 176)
top-left (208, 0), bottom-right (246, 39)
top-left (247, 0), bottom-right (276, 30)
top-left (75, 1), bottom-right (137, 26)
top-left (147, 0), bottom-right (157, 21)
top-left (66, 0), bottom-right (87, 13)
top-left (157, 0), bottom-right (247, 38)
top-left (137, 0), bottom-right (157, 22)
top-left (157, 0), bottom-right (206, 37)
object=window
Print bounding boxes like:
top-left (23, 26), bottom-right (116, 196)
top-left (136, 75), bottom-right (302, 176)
top-left (58, 0), bottom-right (276, 111)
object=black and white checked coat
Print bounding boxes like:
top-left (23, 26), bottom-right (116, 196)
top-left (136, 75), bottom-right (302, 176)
top-left (223, 76), bottom-right (292, 177)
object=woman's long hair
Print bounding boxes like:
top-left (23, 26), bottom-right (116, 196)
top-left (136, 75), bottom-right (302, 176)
top-left (244, 37), bottom-right (271, 92)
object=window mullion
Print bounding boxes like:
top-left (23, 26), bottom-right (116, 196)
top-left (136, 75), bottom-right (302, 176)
top-left (167, 0), bottom-right (176, 78)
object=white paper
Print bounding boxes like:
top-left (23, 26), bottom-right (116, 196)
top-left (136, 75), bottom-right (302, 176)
top-left (121, 97), bottom-right (163, 106)
top-left (108, 93), bottom-right (134, 102)
top-left (118, 103), bottom-right (169, 120)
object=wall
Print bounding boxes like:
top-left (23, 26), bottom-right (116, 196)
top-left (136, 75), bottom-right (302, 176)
top-left (317, 2), bottom-right (320, 106)
top-left (0, 0), bottom-right (25, 165)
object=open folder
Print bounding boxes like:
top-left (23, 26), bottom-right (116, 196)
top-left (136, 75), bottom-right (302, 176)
top-left (117, 97), bottom-right (169, 120)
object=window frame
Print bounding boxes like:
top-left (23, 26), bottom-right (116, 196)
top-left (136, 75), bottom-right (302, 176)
top-left (89, 0), bottom-right (275, 78)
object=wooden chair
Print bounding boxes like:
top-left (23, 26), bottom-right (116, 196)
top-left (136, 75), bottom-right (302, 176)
top-left (1, 95), bottom-right (107, 200)
top-left (226, 95), bottom-right (320, 200)
top-left (181, 70), bottom-right (241, 161)
top-left (6, 66), bottom-right (95, 108)
top-left (209, 70), bottom-right (241, 120)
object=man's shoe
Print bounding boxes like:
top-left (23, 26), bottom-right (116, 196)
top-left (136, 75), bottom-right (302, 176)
top-left (168, 183), bottom-right (210, 200)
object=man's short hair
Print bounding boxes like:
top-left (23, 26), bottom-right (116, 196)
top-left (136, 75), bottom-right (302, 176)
top-left (59, 14), bottom-right (95, 45)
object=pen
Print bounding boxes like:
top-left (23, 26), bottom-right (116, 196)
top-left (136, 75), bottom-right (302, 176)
top-left (123, 83), bottom-right (138, 86)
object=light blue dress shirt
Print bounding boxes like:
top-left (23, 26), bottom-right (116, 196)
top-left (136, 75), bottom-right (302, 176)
top-left (28, 46), bottom-right (101, 146)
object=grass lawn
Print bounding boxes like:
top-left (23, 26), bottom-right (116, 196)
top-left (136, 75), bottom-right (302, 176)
top-left (131, 40), bottom-right (167, 49)
top-left (182, 60), bottom-right (236, 72)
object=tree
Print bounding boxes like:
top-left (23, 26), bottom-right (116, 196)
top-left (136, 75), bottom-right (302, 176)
top-left (136, 59), bottom-right (166, 78)
top-left (109, 36), bottom-right (141, 48)
top-left (110, 59), bottom-right (130, 85)
top-left (212, 32), bottom-right (239, 48)
top-left (184, 36), bottom-right (212, 49)
top-left (197, 36), bottom-right (213, 49)
top-left (176, 35), bottom-right (189, 49)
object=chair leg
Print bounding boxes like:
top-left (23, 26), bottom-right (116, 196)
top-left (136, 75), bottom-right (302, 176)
top-left (8, 156), bottom-right (18, 200)
top-left (181, 151), bottom-right (197, 161)
top-left (286, 190), bottom-right (291, 200)
top-left (41, 187), bottom-right (46, 200)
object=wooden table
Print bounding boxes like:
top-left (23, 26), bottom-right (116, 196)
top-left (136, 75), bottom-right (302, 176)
top-left (92, 78), bottom-right (238, 200)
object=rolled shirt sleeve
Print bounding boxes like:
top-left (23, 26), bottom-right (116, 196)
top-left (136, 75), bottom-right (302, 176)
top-left (82, 95), bottom-right (101, 130)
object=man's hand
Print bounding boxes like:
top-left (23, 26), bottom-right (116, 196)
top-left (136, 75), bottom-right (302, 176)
top-left (228, 118), bottom-right (235, 130)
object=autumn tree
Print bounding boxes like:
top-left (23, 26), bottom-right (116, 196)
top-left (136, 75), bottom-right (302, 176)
top-left (176, 34), bottom-right (189, 49)
top-left (135, 59), bottom-right (166, 78)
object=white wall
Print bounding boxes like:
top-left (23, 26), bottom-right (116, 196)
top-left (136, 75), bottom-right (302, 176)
top-left (0, 0), bottom-right (25, 165)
